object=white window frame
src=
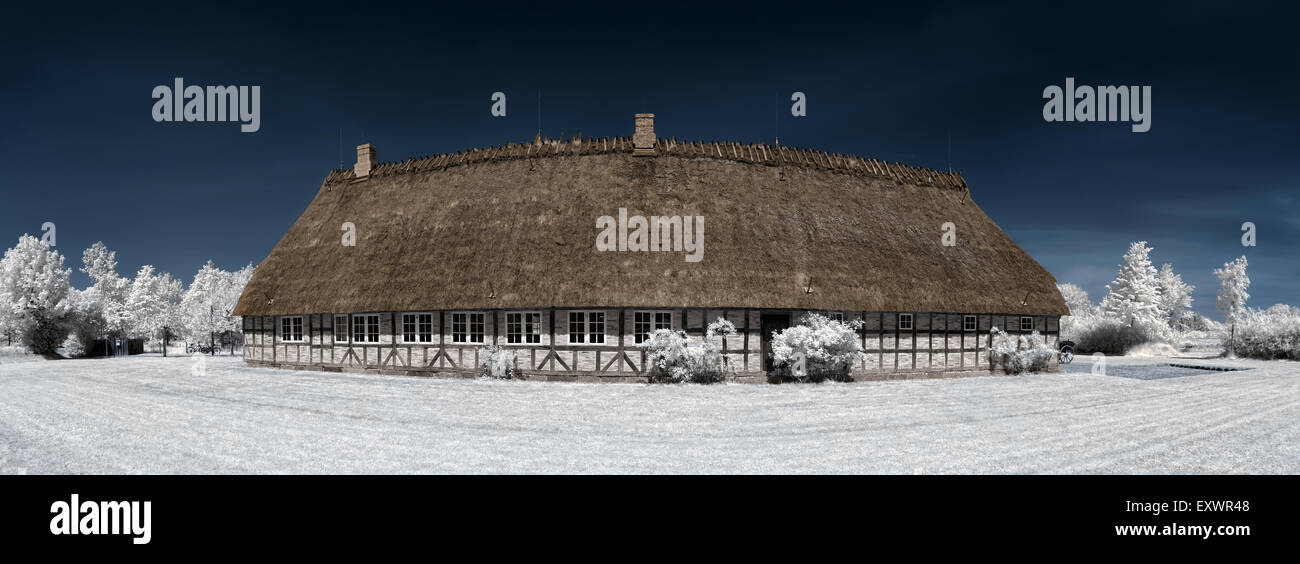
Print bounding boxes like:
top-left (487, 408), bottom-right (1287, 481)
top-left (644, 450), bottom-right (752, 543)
top-left (1020, 316), bottom-right (1034, 332)
top-left (452, 312), bottom-right (485, 344)
top-left (634, 311), bottom-right (672, 344)
top-left (898, 313), bottom-right (914, 331)
top-left (280, 316), bottom-right (304, 342)
top-left (507, 312), bottom-right (542, 344)
top-left (963, 315), bottom-right (977, 332)
top-left (568, 311), bottom-right (605, 344)
top-left (402, 312), bottom-right (434, 343)
top-left (353, 314), bottom-right (379, 343)
top-left (334, 315), bottom-right (349, 343)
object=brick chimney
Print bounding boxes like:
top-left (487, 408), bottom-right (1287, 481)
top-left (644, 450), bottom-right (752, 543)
top-left (355, 144), bottom-right (376, 178)
top-left (633, 113), bottom-right (655, 156)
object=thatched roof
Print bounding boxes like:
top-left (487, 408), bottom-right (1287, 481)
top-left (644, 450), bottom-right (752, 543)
top-left (233, 136), bottom-right (1067, 317)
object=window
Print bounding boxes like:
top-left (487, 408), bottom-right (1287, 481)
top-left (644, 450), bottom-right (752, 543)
top-left (402, 313), bottom-right (433, 343)
top-left (280, 316), bottom-right (304, 342)
top-left (352, 314), bottom-right (379, 343)
top-left (1020, 316), bottom-right (1034, 332)
top-left (898, 313), bottom-right (914, 331)
top-left (334, 315), bottom-right (348, 343)
top-left (452, 312), bottom-right (485, 343)
top-left (963, 315), bottom-right (977, 332)
top-left (827, 311), bottom-right (844, 322)
top-left (567, 311), bottom-right (605, 344)
top-left (508, 312), bottom-right (541, 344)
top-left (634, 311), bottom-right (672, 343)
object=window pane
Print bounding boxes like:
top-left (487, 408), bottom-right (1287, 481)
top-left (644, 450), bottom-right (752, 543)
top-left (589, 312), bottom-right (605, 344)
top-left (419, 314), bottom-right (433, 342)
top-left (335, 316), bottom-right (348, 342)
top-left (569, 312), bottom-right (584, 344)
top-left (470, 313), bottom-right (484, 343)
top-left (526, 313), bottom-right (540, 344)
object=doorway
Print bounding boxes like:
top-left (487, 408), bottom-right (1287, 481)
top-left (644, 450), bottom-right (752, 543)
top-left (759, 313), bottom-right (792, 372)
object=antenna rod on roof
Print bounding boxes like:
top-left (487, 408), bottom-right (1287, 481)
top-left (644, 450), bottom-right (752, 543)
top-left (947, 128), bottom-right (952, 173)
top-left (537, 89), bottom-right (542, 138)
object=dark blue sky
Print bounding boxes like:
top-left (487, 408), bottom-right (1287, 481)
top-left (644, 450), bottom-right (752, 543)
top-left (1, 1), bottom-right (1296, 317)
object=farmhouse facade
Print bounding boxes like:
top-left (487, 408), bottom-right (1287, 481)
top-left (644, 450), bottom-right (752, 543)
top-left (232, 114), bottom-right (1068, 381)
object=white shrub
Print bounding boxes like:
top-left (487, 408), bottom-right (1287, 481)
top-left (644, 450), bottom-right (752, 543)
top-left (1228, 305), bottom-right (1300, 361)
top-left (640, 326), bottom-right (730, 384)
top-left (990, 327), bottom-right (1055, 374)
top-left (60, 333), bottom-right (85, 358)
top-left (477, 345), bottom-right (522, 379)
top-left (770, 313), bottom-right (866, 382)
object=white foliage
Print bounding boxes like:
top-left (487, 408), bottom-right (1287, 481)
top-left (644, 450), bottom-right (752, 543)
top-left (1056, 282), bottom-right (1094, 317)
top-left (1155, 263), bottom-right (1194, 329)
top-left (124, 265), bottom-right (184, 342)
top-left (1229, 304), bottom-right (1300, 360)
top-left (77, 241), bottom-right (130, 338)
top-left (770, 313), bottom-right (866, 381)
top-left (180, 261), bottom-right (254, 342)
top-left (1214, 256), bottom-right (1250, 323)
top-left (989, 327), bottom-right (1055, 374)
top-left (477, 345), bottom-right (522, 379)
top-left (640, 326), bottom-right (730, 384)
top-left (0, 235), bottom-right (74, 353)
top-left (706, 318), bottom-right (737, 339)
top-left (59, 332), bottom-right (85, 358)
top-left (1099, 242), bottom-right (1167, 340)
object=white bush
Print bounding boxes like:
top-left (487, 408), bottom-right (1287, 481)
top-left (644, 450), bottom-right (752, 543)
top-left (477, 345), bottom-right (522, 379)
top-left (990, 327), bottom-right (1055, 374)
top-left (770, 314), bottom-right (866, 382)
top-left (1062, 313), bottom-right (1167, 355)
top-left (638, 317), bottom-right (736, 384)
top-left (1227, 305), bottom-right (1300, 361)
top-left (60, 333), bottom-right (85, 358)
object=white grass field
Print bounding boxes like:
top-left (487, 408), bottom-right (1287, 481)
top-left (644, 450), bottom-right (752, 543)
top-left (1, 352), bottom-right (1297, 474)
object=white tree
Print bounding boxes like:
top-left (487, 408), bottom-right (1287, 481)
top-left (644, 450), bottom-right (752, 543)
top-left (125, 265), bottom-right (168, 341)
top-left (221, 263), bottom-right (255, 338)
top-left (1214, 255), bottom-right (1250, 356)
top-left (156, 272), bottom-right (186, 351)
top-left (0, 235), bottom-right (74, 353)
top-left (1100, 242), bottom-right (1166, 335)
top-left (0, 289), bottom-right (16, 345)
top-left (1056, 282), bottom-right (1094, 317)
top-left (79, 241), bottom-right (130, 338)
top-left (1155, 263), bottom-right (1194, 330)
top-left (181, 261), bottom-right (230, 348)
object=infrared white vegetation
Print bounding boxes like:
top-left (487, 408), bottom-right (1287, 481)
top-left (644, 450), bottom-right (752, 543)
top-left (1, 354), bottom-right (1297, 474)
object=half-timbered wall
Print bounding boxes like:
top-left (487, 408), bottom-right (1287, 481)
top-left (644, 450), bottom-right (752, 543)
top-left (243, 308), bottom-right (1060, 379)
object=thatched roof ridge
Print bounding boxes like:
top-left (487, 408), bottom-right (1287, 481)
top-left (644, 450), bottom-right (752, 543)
top-left (322, 137), bottom-right (970, 191)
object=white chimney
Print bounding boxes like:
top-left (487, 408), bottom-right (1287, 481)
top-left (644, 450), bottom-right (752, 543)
top-left (355, 144), bottom-right (376, 178)
top-left (633, 113), bottom-right (656, 156)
